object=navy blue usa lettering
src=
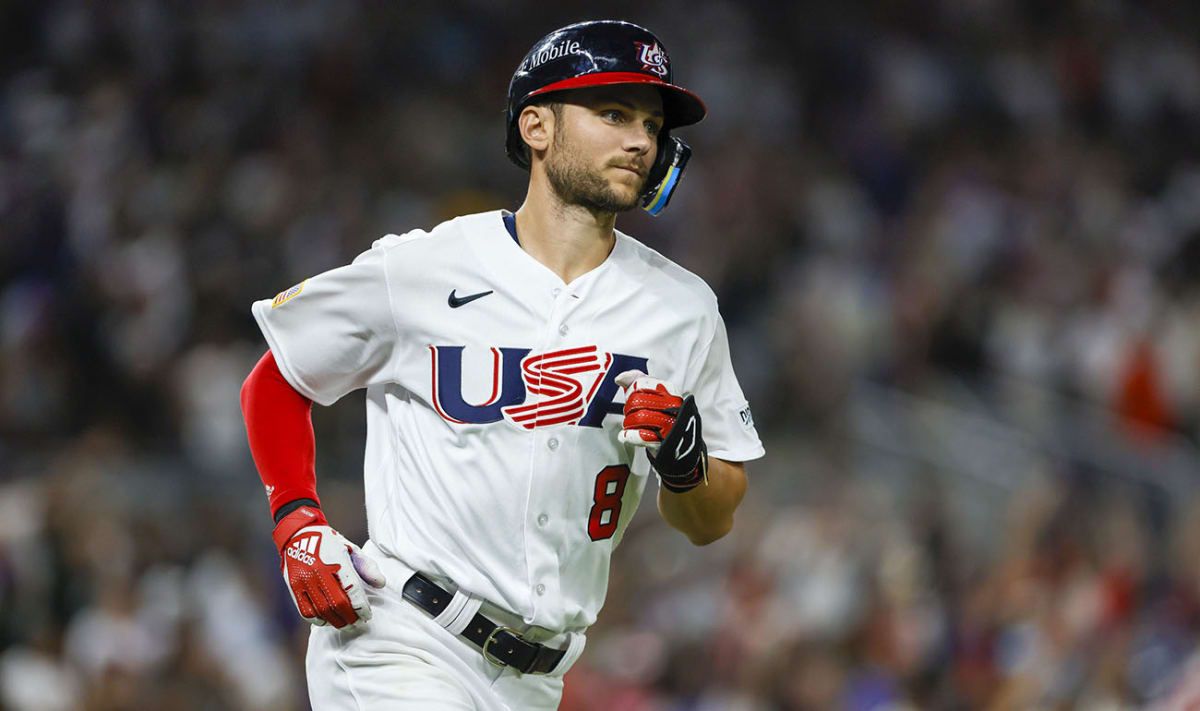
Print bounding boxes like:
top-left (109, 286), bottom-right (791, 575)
top-left (429, 345), bottom-right (648, 429)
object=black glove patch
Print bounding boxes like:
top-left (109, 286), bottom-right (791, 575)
top-left (647, 395), bottom-right (708, 493)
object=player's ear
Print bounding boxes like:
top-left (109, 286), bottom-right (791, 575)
top-left (519, 104), bottom-right (555, 161)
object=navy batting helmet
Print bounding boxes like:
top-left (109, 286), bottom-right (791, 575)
top-left (505, 20), bottom-right (707, 216)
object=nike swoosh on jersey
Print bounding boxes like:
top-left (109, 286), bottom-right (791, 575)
top-left (448, 289), bottom-right (494, 308)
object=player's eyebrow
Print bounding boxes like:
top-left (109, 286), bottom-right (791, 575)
top-left (599, 96), bottom-right (665, 118)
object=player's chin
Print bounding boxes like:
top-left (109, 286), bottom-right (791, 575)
top-left (607, 172), bottom-right (645, 201)
top-left (609, 188), bottom-right (643, 213)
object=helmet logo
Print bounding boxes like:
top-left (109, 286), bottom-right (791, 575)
top-left (634, 42), bottom-right (669, 78)
top-left (524, 40), bottom-right (583, 71)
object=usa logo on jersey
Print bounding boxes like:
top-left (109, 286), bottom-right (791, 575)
top-left (429, 345), bottom-right (648, 429)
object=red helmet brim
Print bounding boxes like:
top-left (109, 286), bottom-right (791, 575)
top-left (526, 71), bottom-right (707, 128)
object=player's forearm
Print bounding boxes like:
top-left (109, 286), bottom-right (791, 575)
top-left (241, 349), bottom-right (321, 518)
top-left (657, 457), bottom-right (747, 546)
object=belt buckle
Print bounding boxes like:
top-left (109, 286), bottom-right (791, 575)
top-left (482, 626), bottom-right (520, 668)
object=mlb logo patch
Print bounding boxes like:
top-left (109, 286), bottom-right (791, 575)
top-left (272, 280), bottom-right (306, 308)
top-left (739, 406), bottom-right (754, 429)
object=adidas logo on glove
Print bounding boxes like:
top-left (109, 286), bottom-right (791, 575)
top-left (287, 534), bottom-right (319, 566)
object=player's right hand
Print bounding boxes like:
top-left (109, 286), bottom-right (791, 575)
top-left (272, 505), bottom-right (387, 629)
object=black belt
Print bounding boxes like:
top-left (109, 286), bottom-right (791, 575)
top-left (401, 572), bottom-right (566, 675)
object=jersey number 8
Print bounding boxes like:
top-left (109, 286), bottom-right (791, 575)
top-left (587, 465), bottom-right (631, 541)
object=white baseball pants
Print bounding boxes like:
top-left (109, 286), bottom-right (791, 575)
top-left (304, 542), bottom-right (585, 710)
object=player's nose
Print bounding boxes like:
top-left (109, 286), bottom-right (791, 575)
top-left (623, 125), bottom-right (654, 158)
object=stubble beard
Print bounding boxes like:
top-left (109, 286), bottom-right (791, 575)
top-left (544, 131), bottom-right (643, 214)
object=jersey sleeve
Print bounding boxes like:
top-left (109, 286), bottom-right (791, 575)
top-left (690, 314), bottom-right (765, 462)
top-left (251, 244), bottom-right (400, 407)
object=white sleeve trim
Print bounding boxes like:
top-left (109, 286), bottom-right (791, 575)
top-left (708, 444), bottom-right (766, 463)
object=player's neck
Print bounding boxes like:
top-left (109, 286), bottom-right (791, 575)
top-left (513, 186), bottom-right (617, 285)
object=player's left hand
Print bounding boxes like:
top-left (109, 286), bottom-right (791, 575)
top-left (272, 505), bottom-right (387, 630)
top-left (615, 370), bottom-right (708, 492)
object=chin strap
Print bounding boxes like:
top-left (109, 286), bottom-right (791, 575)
top-left (640, 135), bottom-right (692, 216)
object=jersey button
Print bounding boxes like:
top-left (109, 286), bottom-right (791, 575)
top-left (547, 438), bottom-right (559, 451)
top-left (535, 584), bottom-right (546, 596)
top-left (558, 323), bottom-right (569, 336)
top-left (552, 287), bottom-right (561, 297)
top-left (537, 513), bottom-right (549, 527)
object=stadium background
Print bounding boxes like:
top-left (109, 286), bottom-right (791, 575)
top-left (4, 1), bottom-right (1200, 708)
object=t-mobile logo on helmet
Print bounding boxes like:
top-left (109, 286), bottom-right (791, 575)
top-left (634, 41), bottom-right (669, 77)
top-left (524, 40), bottom-right (583, 71)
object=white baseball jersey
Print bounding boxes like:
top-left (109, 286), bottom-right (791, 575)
top-left (252, 209), bottom-right (764, 634)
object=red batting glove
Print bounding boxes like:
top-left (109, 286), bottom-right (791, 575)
top-left (272, 505), bottom-right (386, 629)
top-left (615, 371), bottom-right (684, 447)
top-left (615, 370), bottom-right (708, 493)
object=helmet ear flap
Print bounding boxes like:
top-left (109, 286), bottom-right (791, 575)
top-left (640, 134), bottom-right (691, 216)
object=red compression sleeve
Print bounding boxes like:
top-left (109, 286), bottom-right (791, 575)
top-left (240, 350), bottom-right (320, 518)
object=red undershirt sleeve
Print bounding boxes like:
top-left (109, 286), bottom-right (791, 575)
top-left (240, 349), bottom-right (320, 518)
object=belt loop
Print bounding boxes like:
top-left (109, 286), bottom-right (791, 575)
top-left (550, 632), bottom-right (587, 677)
top-left (432, 589), bottom-right (482, 637)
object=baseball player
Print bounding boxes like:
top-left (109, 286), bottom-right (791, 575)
top-left (240, 19), bottom-right (763, 710)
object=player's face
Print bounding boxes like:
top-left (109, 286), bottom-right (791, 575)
top-left (544, 85), bottom-right (664, 214)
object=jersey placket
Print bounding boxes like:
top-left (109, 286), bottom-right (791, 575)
top-left (521, 283), bottom-right (588, 624)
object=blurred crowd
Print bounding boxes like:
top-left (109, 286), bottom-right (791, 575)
top-left (4, 0), bottom-right (1200, 708)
